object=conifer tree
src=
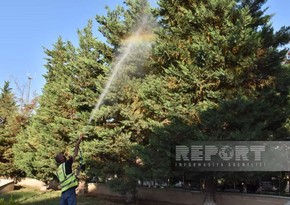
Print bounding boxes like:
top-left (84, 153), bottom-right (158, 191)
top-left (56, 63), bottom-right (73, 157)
top-left (82, 0), bottom-right (290, 199)
top-left (150, 0), bottom-right (290, 162)
top-left (14, 39), bottom-right (75, 178)
top-left (14, 30), bottom-right (110, 179)
top-left (84, 0), bottom-right (157, 198)
top-left (150, 0), bottom-right (290, 203)
top-left (11, 1), bottom-right (290, 204)
top-left (0, 81), bottom-right (22, 177)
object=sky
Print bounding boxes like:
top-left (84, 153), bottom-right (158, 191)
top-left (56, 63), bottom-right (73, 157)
top-left (0, 0), bottom-right (289, 101)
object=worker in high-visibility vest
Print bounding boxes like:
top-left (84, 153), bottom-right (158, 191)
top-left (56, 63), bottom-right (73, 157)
top-left (55, 134), bottom-right (83, 205)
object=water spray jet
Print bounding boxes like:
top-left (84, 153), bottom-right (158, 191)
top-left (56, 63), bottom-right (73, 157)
top-left (88, 15), bottom-right (156, 124)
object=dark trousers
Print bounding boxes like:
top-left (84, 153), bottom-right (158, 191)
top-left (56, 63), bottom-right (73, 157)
top-left (60, 187), bottom-right (77, 205)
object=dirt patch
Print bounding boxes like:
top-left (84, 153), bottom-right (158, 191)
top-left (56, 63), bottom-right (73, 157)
top-left (16, 178), bottom-right (47, 191)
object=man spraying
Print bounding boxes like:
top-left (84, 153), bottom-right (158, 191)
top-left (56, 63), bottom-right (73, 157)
top-left (54, 134), bottom-right (83, 205)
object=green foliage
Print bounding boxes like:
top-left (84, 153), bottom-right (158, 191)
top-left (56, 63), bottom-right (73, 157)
top-left (10, 0), bottom-right (290, 197)
top-left (82, 0), bottom-right (158, 194)
top-left (0, 82), bottom-right (23, 177)
top-left (14, 23), bottom-right (110, 179)
top-left (0, 187), bottom-right (125, 205)
top-left (150, 0), bottom-right (290, 188)
top-left (152, 0), bottom-right (290, 141)
top-left (0, 197), bottom-right (20, 205)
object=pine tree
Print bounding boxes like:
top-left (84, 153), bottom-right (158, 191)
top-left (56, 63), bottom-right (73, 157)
top-left (0, 81), bottom-right (22, 177)
top-left (84, 0), bottom-right (290, 199)
top-left (10, 1), bottom-right (290, 204)
top-left (151, 0), bottom-right (290, 156)
top-left (13, 19), bottom-right (112, 180)
top-left (14, 38), bottom-right (74, 179)
top-left (149, 0), bottom-right (290, 203)
top-left (84, 0), bottom-right (157, 198)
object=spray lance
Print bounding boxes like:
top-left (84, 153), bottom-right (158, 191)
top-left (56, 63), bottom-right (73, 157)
top-left (76, 126), bottom-right (91, 176)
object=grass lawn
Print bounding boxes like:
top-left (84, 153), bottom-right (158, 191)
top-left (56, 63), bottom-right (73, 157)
top-left (0, 187), bottom-right (125, 205)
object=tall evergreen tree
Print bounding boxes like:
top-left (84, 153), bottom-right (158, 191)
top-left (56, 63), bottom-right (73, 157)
top-left (10, 1), bottom-right (290, 204)
top-left (79, 0), bottom-right (290, 200)
top-left (14, 28), bottom-right (110, 179)
top-left (150, 0), bottom-right (290, 161)
top-left (14, 38), bottom-right (75, 179)
top-left (0, 81), bottom-right (23, 177)
top-left (149, 0), bottom-right (290, 203)
top-left (84, 0), bottom-right (158, 198)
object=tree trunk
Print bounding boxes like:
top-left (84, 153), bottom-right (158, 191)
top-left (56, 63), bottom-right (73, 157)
top-left (204, 177), bottom-right (217, 205)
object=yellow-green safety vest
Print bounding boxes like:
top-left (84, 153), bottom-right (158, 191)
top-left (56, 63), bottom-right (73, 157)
top-left (56, 163), bottom-right (78, 192)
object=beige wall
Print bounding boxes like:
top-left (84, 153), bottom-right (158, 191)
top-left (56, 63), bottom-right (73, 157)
top-left (216, 193), bottom-right (289, 205)
top-left (139, 187), bottom-right (290, 205)
top-left (87, 183), bottom-right (290, 205)
top-left (0, 179), bottom-right (14, 194)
